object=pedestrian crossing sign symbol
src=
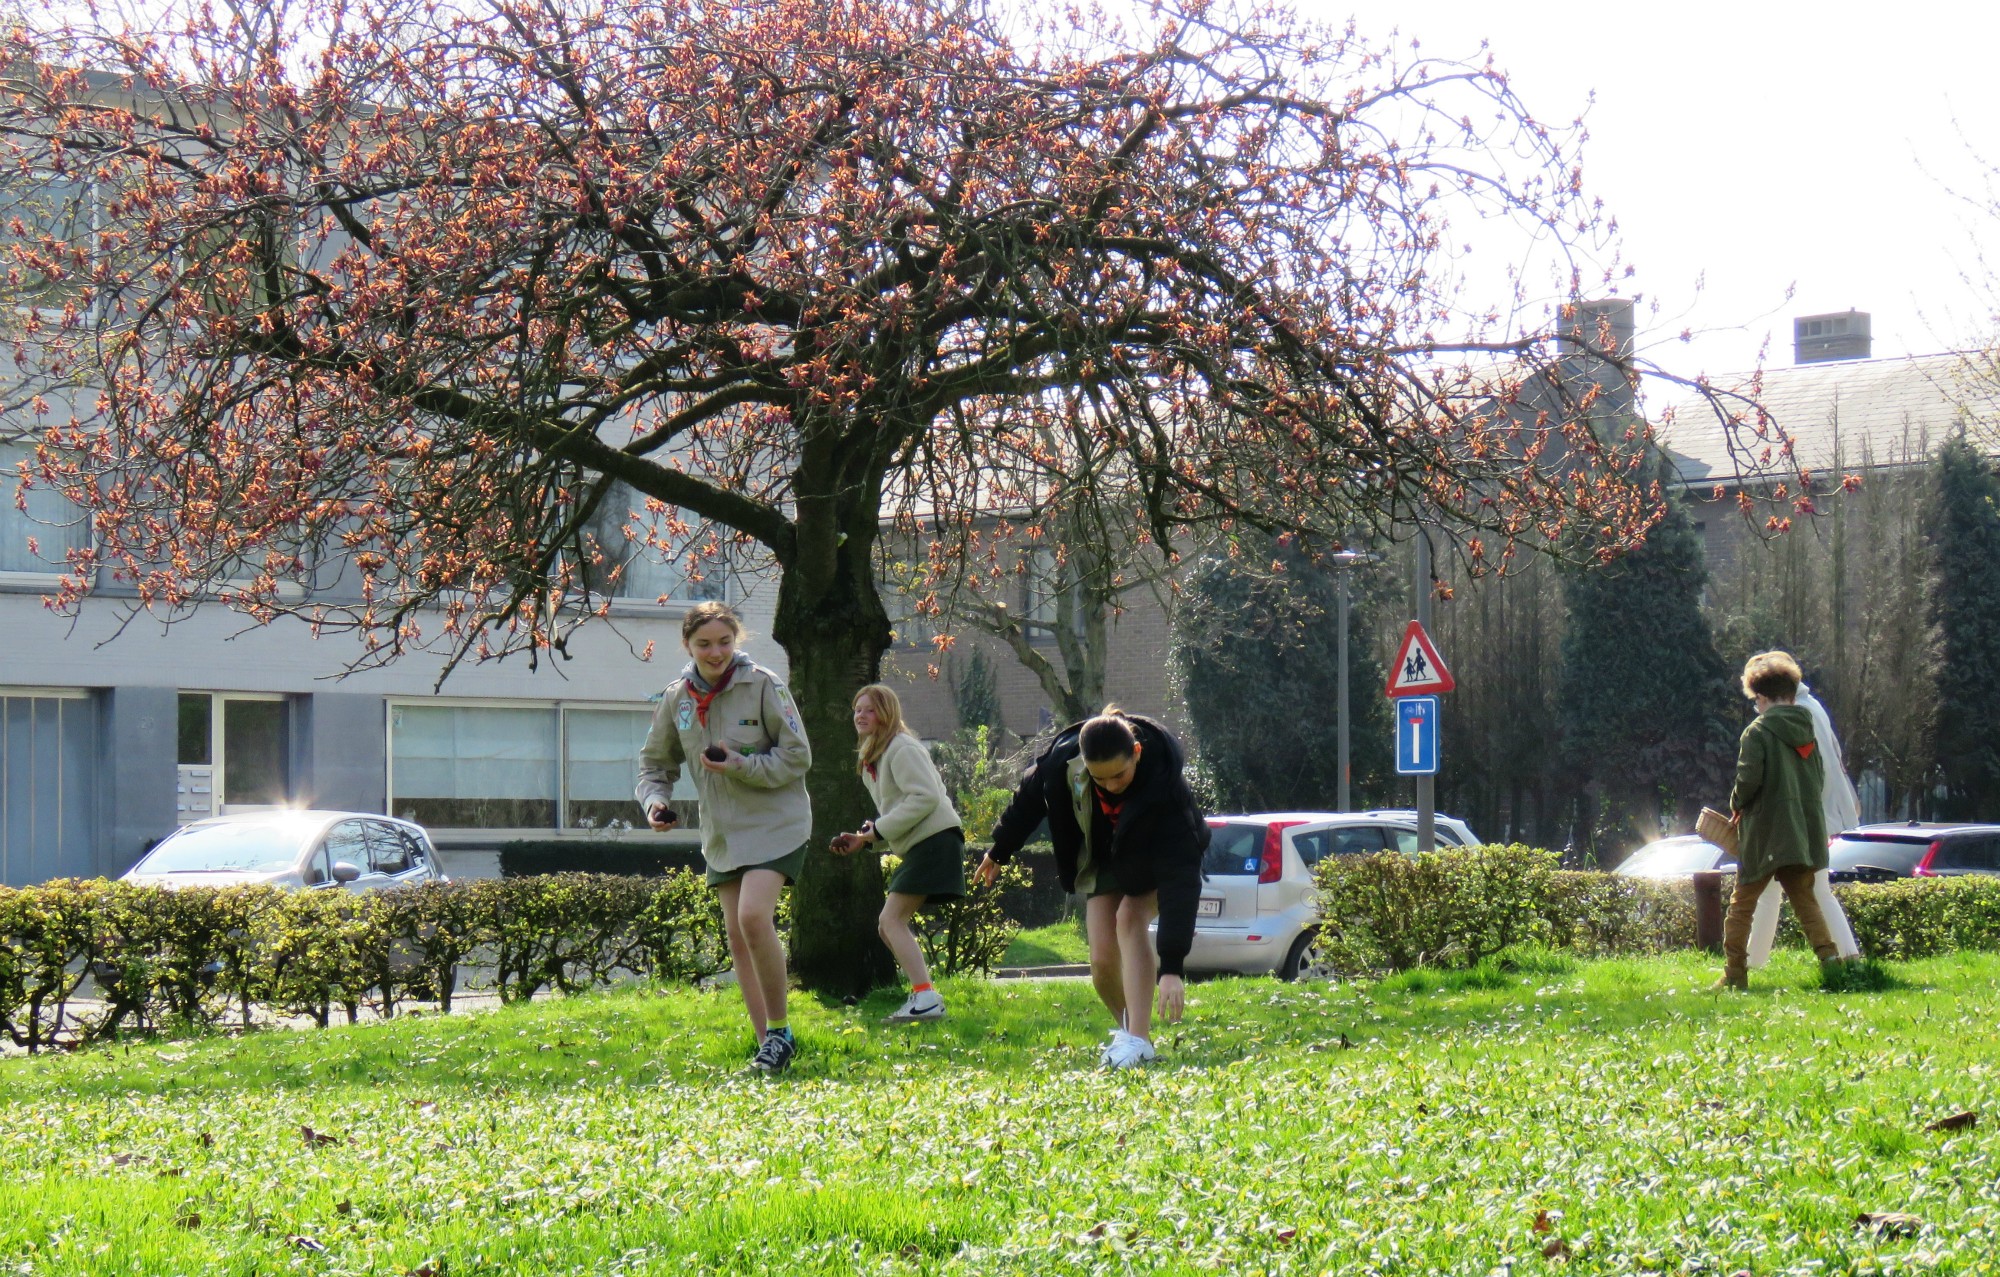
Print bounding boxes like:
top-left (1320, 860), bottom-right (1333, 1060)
top-left (1385, 620), bottom-right (1454, 697)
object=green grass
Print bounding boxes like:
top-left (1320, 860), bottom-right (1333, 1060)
top-left (5, 951), bottom-right (2000, 1274)
top-left (1001, 918), bottom-right (1091, 966)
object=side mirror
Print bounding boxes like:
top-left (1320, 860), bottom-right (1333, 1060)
top-left (330, 860), bottom-right (363, 884)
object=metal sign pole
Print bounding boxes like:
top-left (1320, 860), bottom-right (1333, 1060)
top-left (1337, 568), bottom-right (1351, 813)
top-left (1414, 531), bottom-right (1436, 853)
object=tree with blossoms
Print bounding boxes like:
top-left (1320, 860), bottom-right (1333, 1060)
top-left (0, 0), bottom-right (1794, 991)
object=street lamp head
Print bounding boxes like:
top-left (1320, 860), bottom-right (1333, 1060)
top-left (1327, 549), bottom-right (1379, 568)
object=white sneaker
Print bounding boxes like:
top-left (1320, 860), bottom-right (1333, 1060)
top-left (1102, 1030), bottom-right (1158, 1070)
top-left (1097, 1027), bottom-right (1124, 1066)
top-left (885, 991), bottom-right (945, 1023)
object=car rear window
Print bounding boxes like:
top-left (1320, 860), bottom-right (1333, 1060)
top-left (1202, 823), bottom-right (1266, 876)
top-left (1828, 836), bottom-right (1929, 876)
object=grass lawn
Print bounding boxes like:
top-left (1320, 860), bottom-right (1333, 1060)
top-left (4, 951), bottom-right (1998, 1275)
top-left (1001, 918), bottom-right (1091, 967)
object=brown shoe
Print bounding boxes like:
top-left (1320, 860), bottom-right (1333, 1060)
top-left (1710, 970), bottom-right (1748, 992)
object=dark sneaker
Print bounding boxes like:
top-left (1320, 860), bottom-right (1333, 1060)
top-left (750, 1030), bottom-right (796, 1074)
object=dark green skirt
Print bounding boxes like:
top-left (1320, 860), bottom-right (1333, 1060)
top-left (885, 827), bottom-right (967, 901)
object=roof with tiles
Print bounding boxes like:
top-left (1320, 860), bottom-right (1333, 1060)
top-left (1651, 352), bottom-right (1986, 486)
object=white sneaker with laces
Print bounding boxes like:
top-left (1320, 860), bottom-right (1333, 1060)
top-left (885, 991), bottom-right (946, 1023)
top-left (1102, 1030), bottom-right (1157, 1070)
top-left (1097, 1027), bottom-right (1125, 1066)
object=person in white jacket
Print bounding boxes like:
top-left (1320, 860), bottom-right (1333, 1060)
top-left (1745, 682), bottom-right (1863, 968)
top-left (829, 684), bottom-right (966, 1023)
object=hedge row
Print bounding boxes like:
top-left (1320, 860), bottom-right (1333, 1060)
top-left (1314, 845), bottom-right (2000, 973)
top-left (497, 840), bottom-right (1075, 928)
top-left (0, 867), bottom-right (1024, 1053)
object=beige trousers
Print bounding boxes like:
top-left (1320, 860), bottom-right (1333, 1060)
top-left (1724, 865), bottom-right (1838, 979)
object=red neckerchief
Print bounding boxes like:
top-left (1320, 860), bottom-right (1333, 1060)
top-left (1094, 787), bottom-right (1125, 822)
top-left (865, 761), bottom-right (879, 781)
top-left (688, 664), bottom-right (736, 727)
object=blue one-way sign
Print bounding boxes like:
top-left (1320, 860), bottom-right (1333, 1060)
top-left (1396, 696), bottom-right (1439, 775)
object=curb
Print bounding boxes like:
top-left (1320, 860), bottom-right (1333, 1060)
top-left (994, 963), bottom-right (1092, 979)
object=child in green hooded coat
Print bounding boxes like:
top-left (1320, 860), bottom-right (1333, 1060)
top-left (1717, 651), bottom-right (1842, 990)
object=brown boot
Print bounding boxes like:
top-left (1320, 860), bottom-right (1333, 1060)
top-left (1710, 969), bottom-right (1748, 992)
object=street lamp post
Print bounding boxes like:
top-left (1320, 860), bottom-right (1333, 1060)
top-left (1328, 548), bottom-right (1377, 812)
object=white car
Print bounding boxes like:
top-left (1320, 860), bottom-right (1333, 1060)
top-left (1611, 833), bottom-right (1732, 879)
top-left (122, 810), bottom-right (446, 891)
top-left (1169, 810), bottom-right (1483, 980)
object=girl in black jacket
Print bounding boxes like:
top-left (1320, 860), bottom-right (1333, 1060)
top-left (976, 707), bottom-right (1207, 1068)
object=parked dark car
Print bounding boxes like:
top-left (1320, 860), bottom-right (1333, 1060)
top-left (1826, 823), bottom-right (2000, 883)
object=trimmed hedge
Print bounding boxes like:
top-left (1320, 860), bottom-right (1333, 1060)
top-left (0, 868), bottom-right (1017, 1052)
top-left (1313, 845), bottom-right (2000, 974)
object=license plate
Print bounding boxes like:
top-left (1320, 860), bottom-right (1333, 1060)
top-left (1197, 897), bottom-right (1222, 918)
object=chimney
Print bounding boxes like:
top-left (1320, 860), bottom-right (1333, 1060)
top-left (1557, 297), bottom-right (1637, 419)
top-left (1559, 297), bottom-right (1636, 359)
top-left (1793, 310), bottom-right (1871, 364)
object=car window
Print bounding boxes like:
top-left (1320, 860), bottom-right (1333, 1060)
top-left (1202, 823), bottom-right (1267, 876)
top-left (302, 844), bottom-right (332, 886)
top-left (1327, 825), bottom-right (1388, 857)
top-left (363, 821), bottom-right (414, 875)
top-left (128, 817), bottom-right (309, 875)
top-left (1935, 835), bottom-right (2000, 874)
top-left (1385, 827), bottom-right (1420, 855)
top-left (1828, 836), bottom-right (1929, 876)
top-left (323, 820), bottom-right (370, 873)
top-left (1292, 829), bottom-right (1331, 867)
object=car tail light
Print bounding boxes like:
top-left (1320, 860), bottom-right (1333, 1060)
top-left (1913, 839), bottom-right (1944, 876)
top-left (1259, 820), bottom-right (1307, 884)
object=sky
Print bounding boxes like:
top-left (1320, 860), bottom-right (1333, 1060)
top-left (1306, 0), bottom-right (2000, 382)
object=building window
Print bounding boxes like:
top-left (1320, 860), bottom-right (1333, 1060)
top-left (387, 701), bottom-right (689, 830)
top-left (0, 172), bottom-right (94, 311)
top-left (1020, 547), bottom-right (1083, 642)
top-left (564, 708), bottom-right (660, 829)
top-left (1, 442), bottom-right (91, 578)
top-left (1, 688), bottom-right (96, 885)
top-left (591, 483), bottom-right (728, 603)
top-left (389, 703), bottom-right (559, 828)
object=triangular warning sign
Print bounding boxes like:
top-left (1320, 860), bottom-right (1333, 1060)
top-left (1385, 620), bottom-right (1455, 697)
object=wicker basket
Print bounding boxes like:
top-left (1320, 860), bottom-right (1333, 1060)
top-left (1696, 806), bottom-right (1739, 862)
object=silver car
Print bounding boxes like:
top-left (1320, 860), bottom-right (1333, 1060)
top-left (1169, 810), bottom-right (1483, 980)
top-left (121, 810), bottom-right (446, 891)
top-left (1612, 833), bottom-right (1733, 878)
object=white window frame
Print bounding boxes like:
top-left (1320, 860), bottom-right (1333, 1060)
top-left (383, 696), bottom-right (669, 832)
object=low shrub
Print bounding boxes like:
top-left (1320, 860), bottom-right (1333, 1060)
top-left (1315, 846), bottom-right (2000, 975)
top-left (905, 860), bottom-right (1029, 978)
top-left (1539, 871), bottom-right (1698, 957)
top-left (1832, 874), bottom-right (2000, 959)
top-left (1314, 844), bottom-right (1557, 972)
top-left (0, 870), bottom-right (730, 1052)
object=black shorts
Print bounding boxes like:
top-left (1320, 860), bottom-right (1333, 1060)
top-left (1084, 855), bottom-right (1197, 900)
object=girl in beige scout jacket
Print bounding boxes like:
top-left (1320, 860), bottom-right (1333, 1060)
top-left (637, 602), bottom-right (813, 1073)
top-left (830, 684), bottom-right (966, 1023)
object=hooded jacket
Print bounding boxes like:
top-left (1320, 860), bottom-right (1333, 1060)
top-left (1730, 703), bottom-right (1829, 880)
top-left (635, 653), bottom-right (813, 872)
top-left (987, 713), bottom-right (1209, 977)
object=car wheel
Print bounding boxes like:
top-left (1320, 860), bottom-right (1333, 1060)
top-left (1278, 930), bottom-right (1333, 982)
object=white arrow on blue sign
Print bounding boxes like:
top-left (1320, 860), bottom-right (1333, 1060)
top-left (1395, 695), bottom-right (1439, 775)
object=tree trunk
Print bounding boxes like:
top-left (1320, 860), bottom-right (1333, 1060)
top-left (769, 533), bottom-right (900, 997)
